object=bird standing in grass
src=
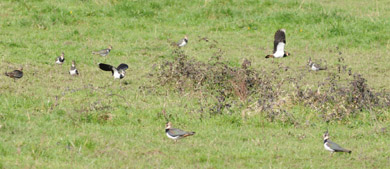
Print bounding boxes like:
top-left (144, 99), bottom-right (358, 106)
top-left (98, 63), bottom-right (128, 79)
top-left (5, 67), bottom-right (23, 81)
top-left (69, 60), bottom-right (79, 76)
top-left (323, 131), bottom-right (352, 155)
top-left (165, 122), bottom-right (195, 142)
top-left (265, 29), bottom-right (290, 58)
top-left (308, 58), bottom-right (327, 71)
top-left (177, 35), bottom-right (188, 47)
top-left (92, 45), bottom-right (112, 57)
top-left (55, 52), bottom-right (65, 65)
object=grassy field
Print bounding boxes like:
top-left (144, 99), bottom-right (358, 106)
top-left (1, 0), bottom-right (390, 168)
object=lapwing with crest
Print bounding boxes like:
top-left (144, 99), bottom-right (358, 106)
top-left (176, 35), bottom-right (188, 47)
top-left (98, 63), bottom-right (129, 79)
top-left (323, 131), bottom-right (352, 155)
top-left (308, 58), bottom-right (327, 71)
top-left (165, 122), bottom-right (195, 142)
top-left (69, 60), bottom-right (79, 76)
top-left (55, 52), bottom-right (65, 65)
top-left (265, 29), bottom-right (290, 58)
top-left (92, 45), bottom-right (112, 57)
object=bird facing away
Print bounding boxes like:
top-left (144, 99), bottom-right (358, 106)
top-left (5, 67), bottom-right (23, 81)
top-left (98, 63), bottom-right (128, 79)
top-left (177, 35), bottom-right (188, 47)
top-left (92, 45), bottom-right (112, 56)
top-left (69, 60), bottom-right (79, 76)
top-left (55, 52), bottom-right (65, 65)
top-left (308, 58), bottom-right (327, 71)
top-left (265, 29), bottom-right (290, 58)
top-left (165, 122), bottom-right (195, 142)
top-left (323, 131), bottom-right (351, 155)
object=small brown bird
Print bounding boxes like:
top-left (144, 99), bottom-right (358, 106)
top-left (92, 45), bottom-right (112, 56)
top-left (5, 67), bottom-right (23, 81)
top-left (265, 29), bottom-right (290, 58)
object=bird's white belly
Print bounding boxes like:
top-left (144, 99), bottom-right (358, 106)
top-left (274, 42), bottom-right (285, 58)
top-left (69, 69), bottom-right (77, 75)
top-left (166, 133), bottom-right (180, 140)
top-left (311, 65), bottom-right (319, 71)
top-left (274, 51), bottom-right (285, 58)
top-left (113, 71), bottom-right (121, 79)
top-left (324, 143), bottom-right (334, 152)
top-left (179, 41), bottom-right (187, 47)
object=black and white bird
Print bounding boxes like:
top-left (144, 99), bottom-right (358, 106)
top-left (165, 122), bottom-right (195, 142)
top-left (308, 58), bottom-right (327, 71)
top-left (5, 67), bottom-right (23, 81)
top-left (69, 60), bottom-right (79, 76)
top-left (55, 52), bottom-right (65, 65)
top-left (323, 131), bottom-right (351, 155)
top-left (92, 45), bottom-right (112, 57)
top-left (177, 35), bottom-right (188, 47)
top-left (265, 29), bottom-right (290, 58)
top-left (98, 63), bottom-right (128, 79)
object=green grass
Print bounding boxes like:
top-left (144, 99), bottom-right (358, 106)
top-left (1, 0), bottom-right (390, 168)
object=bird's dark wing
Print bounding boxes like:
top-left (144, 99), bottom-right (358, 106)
top-left (117, 64), bottom-right (128, 71)
top-left (273, 29), bottom-right (286, 53)
top-left (99, 63), bottom-right (114, 71)
top-left (94, 48), bottom-right (108, 55)
top-left (326, 141), bottom-right (349, 152)
top-left (168, 128), bottom-right (191, 137)
top-left (14, 70), bottom-right (23, 78)
top-left (6, 70), bottom-right (23, 78)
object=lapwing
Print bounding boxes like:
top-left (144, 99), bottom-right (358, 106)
top-left (55, 52), bottom-right (65, 65)
top-left (98, 63), bottom-right (128, 79)
top-left (5, 67), bottom-right (23, 81)
top-left (177, 35), bottom-right (188, 47)
top-left (265, 29), bottom-right (290, 58)
top-left (165, 122), bottom-right (195, 142)
top-left (323, 131), bottom-right (351, 155)
top-left (308, 58), bottom-right (327, 71)
top-left (69, 60), bottom-right (79, 76)
top-left (92, 45), bottom-right (112, 57)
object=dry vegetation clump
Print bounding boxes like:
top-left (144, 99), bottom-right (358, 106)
top-left (153, 39), bottom-right (390, 123)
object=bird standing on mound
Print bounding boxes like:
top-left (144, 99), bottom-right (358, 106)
top-left (323, 131), bottom-right (352, 155)
top-left (176, 35), bottom-right (188, 47)
top-left (92, 45), bottom-right (112, 57)
top-left (98, 63), bottom-right (128, 79)
top-left (308, 58), bottom-right (327, 71)
top-left (165, 122), bottom-right (195, 142)
top-left (69, 60), bottom-right (79, 76)
top-left (55, 52), bottom-right (65, 65)
top-left (5, 67), bottom-right (23, 81)
top-left (265, 29), bottom-right (290, 58)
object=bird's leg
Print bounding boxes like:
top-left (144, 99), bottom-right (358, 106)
top-left (330, 152), bottom-right (334, 157)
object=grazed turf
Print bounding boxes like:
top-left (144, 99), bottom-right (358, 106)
top-left (1, 0), bottom-right (390, 168)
